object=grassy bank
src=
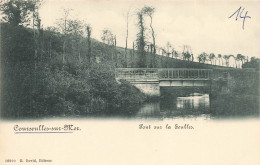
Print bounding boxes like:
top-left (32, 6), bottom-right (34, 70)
top-left (1, 61), bottom-right (147, 119)
top-left (211, 94), bottom-right (259, 118)
top-left (210, 69), bottom-right (259, 118)
top-left (0, 23), bottom-right (148, 119)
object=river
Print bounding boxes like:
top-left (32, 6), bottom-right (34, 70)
top-left (134, 93), bottom-right (211, 120)
top-left (99, 91), bottom-right (259, 120)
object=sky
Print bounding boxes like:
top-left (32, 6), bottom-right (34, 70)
top-left (39, 0), bottom-right (260, 61)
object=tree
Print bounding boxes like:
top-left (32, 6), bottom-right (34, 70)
top-left (0, 0), bottom-right (43, 114)
top-left (171, 48), bottom-right (178, 59)
top-left (0, 0), bottom-right (41, 27)
top-left (242, 57), bottom-right (260, 70)
top-left (240, 55), bottom-right (246, 66)
top-left (56, 8), bottom-right (73, 65)
top-left (163, 42), bottom-right (172, 67)
top-left (223, 55), bottom-right (230, 67)
top-left (142, 6), bottom-right (156, 67)
top-left (45, 26), bottom-right (59, 59)
top-left (182, 45), bottom-right (192, 61)
top-left (218, 54), bottom-right (222, 66)
top-left (101, 29), bottom-right (114, 46)
top-left (190, 47), bottom-right (194, 62)
top-left (124, 10), bottom-right (130, 68)
top-left (101, 29), bottom-right (115, 60)
top-left (136, 10), bottom-right (146, 68)
top-left (114, 35), bottom-right (118, 67)
top-left (67, 19), bottom-right (84, 62)
top-left (86, 24), bottom-right (92, 65)
top-left (131, 42), bottom-right (135, 67)
top-left (198, 52), bottom-right (208, 63)
top-left (235, 55), bottom-right (240, 68)
top-left (229, 55), bottom-right (237, 67)
top-left (31, 0), bottom-right (43, 93)
top-left (184, 52), bottom-right (191, 61)
top-left (209, 53), bottom-right (215, 65)
top-left (237, 54), bottom-right (246, 68)
top-left (228, 55), bottom-right (236, 68)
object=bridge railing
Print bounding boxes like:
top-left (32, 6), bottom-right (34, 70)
top-left (115, 68), bottom-right (158, 80)
top-left (115, 68), bottom-right (212, 80)
top-left (158, 69), bottom-right (211, 80)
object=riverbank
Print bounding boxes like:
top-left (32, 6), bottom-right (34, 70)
top-left (210, 94), bottom-right (259, 118)
top-left (210, 68), bottom-right (259, 118)
top-left (1, 62), bottom-right (147, 119)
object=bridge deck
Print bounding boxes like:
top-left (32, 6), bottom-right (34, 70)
top-left (115, 68), bottom-right (211, 81)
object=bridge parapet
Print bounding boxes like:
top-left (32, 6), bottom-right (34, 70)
top-left (158, 68), bottom-right (211, 80)
top-left (115, 68), bottom-right (159, 81)
top-left (115, 68), bottom-right (212, 81)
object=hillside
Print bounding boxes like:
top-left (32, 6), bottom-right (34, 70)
top-left (95, 42), bottom-right (230, 69)
top-left (0, 22), bottom-right (233, 119)
top-left (0, 23), bottom-right (146, 119)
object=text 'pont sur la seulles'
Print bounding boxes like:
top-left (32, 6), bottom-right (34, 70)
top-left (139, 123), bottom-right (194, 130)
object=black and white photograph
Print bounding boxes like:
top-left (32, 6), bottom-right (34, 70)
top-left (1, 0), bottom-right (259, 120)
top-left (0, 0), bottom-right (259, 164)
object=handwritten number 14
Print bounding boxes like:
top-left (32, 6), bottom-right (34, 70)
top-left (229, 6), bottom-right (251, 30)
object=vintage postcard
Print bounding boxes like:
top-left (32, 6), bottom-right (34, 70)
top-left (0, 0), bottom-right (260, 165)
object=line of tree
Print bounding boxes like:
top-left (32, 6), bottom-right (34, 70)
top-left (0, 0), bottom-right (147, 118)
top-left (1, 1), bottom-right (253, 70)
top-left (197, 52), bottom-right (247, 68)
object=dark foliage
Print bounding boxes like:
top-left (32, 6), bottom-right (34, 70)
top-left (0, 23), bottom-right (146, 119)
top-left (242, 57), bottom-right (260, 71)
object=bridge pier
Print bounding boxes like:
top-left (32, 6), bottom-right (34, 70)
top-left (130, 81), bottom-right (160, 96)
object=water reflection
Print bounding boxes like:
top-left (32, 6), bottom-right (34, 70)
top-left (96, 91), bottom-right (258, 120)
top-left (136, 102), bottom-right (162, 119)
top-left (176, 93), bottom-right (209, 110)
top-left (136, 93), bottom-right (211, 119)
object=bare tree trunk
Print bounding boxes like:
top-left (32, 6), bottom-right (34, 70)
top-left (78, 37), bottom-right (82, 62)
top-left (109, 45), bottom-right (114, 62)
top-left (86, 26), bottom-right (92, 66)
top-left (132, 42), bottom-right (135, 68)
top-left (49, 38), bottom-right (52, 59)
top-left (149, 16), bottom-right (156, 67)
top-left (63, 15), bottom-right (67, 65)
top-left (124, 12), bottom-right (129, 68)
top-left (114, 35), bottom-right (117, 68)
top-left (32, 7), bottom-right (38, 115)
top-left (161, 50), bottom-right (163, 67)
top-left (150, 44), bottom-right (153, 67)
top-left (153, 45), bottom-right (156, 67)
top-left (145, 46), bottom-right (149, 68)
top-left (149, 16), bottom-right (156, 54)
top-left (62, 8), bottom-right (71, 65)
top-left (63, 39), bottom-right (66, 64)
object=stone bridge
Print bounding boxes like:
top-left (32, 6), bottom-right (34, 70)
top-left (115, 68), bottom-right (212, 96)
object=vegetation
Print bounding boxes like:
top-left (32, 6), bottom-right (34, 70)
top-left (136, 10), bottom-right (146, 68)
top-left (243, 57), bottom-right (260, 71)
top-left (1, 1), bottom-right (258, 119)
top-left (0, 22), bottom-right (147, 118)
top-left (141, 6), bottom-right (156, 67)
top-left (211, 71), bottom-right (259, 118)
top-left (0, 0), bottom-right (147, 119)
